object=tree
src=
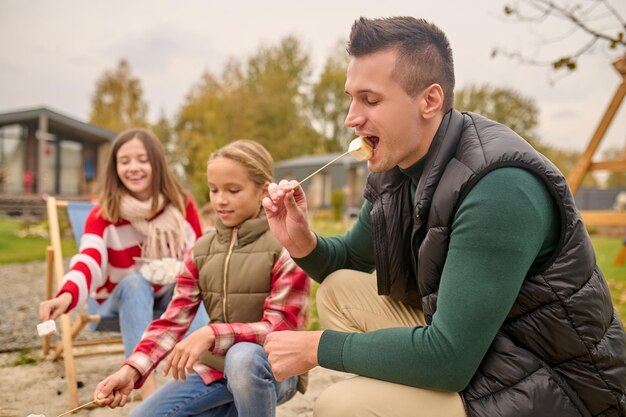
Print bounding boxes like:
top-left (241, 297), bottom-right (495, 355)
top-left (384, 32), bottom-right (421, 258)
top-left (455, 84), bottom-right (542, 148)
top-left (152, 110), bottom-right (188, 181)
top-left (89, 59), bottom-right (148, 132)
top-left (309, 40), bottom-right (352, 153)
top-left (175, 36), bottom-right (321, 201)
top-left (494, 0), bottom-right (625, 72)
top-left (243, 36), bottom-right (319, 160)
top-left (175, 70), bottom-right (232, 202)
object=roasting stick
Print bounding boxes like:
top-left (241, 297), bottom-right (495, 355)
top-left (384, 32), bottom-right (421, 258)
top-left (56, 399), bottom-right (98, 417)
top-left (297, 137), bottom-right (374, 185)
top-left (297, 150), bottom-right (350, 185)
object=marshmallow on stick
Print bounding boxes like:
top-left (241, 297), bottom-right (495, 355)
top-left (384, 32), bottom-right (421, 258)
top-left (298, 137), bottom-right (373, 185)
top-left (348, 136), bottom-right (373, 161)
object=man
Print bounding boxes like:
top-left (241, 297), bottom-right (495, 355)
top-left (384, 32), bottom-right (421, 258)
top-left (263, 16), bottom-right (626, 417)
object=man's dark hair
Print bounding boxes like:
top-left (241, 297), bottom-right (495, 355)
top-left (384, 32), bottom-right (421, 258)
top-left (347, 16), bottom-right (455, 112)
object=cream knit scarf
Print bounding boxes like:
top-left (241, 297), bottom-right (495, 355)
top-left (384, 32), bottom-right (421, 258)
top-left (119, 194), bottom-right (187, 260)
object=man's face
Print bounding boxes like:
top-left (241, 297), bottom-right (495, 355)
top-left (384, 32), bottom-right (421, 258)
top-left (344, 48), bottom-right (427, 172)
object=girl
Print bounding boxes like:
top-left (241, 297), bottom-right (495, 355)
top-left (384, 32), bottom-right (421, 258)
top-left (39, 128), bottom-right (208, 399)
top-left (93, 140), bottom-right (310, 417)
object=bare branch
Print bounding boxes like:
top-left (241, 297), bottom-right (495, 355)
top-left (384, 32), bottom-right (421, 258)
top-left (497, 0), bottom-right (625, 73)
top-left (601, 0), bottom-right (626, 27)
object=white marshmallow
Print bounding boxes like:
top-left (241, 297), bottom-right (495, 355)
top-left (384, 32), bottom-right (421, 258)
top-left (139, 258), bottom-right (183, 285)
top-left (37, 320), bottom-right (56, 337)
top-left (27, 414), bottom-right (46, 417)
top-left (348, 137), bottom-right (373, 161)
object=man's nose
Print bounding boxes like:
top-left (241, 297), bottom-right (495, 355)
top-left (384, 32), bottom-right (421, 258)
top-left (344, 102), bottom-right (364, 128)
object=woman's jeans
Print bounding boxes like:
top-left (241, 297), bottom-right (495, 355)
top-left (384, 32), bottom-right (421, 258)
top-left (96, 273), bottom-right (209, 357)
top-left (131, 342), bottom-right (298, 417)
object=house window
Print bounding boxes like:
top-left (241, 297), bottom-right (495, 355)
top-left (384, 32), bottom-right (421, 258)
top-left (0, 125), bottom-right (25, 193)
top-left (60, 140), bottom-right (83, 195)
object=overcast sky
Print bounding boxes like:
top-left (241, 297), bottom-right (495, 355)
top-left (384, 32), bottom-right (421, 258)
top-left (1, 0), bottom-right (624, 154)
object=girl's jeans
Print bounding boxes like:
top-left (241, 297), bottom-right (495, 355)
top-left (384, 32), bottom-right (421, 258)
top-left (131, 342), bottom-right (298, 417)
top-left (96, 273), bottom-right (209, 357)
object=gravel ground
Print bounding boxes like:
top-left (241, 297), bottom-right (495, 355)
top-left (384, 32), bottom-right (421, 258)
top-left (0, 261), bottom-right (350, 417)
top-left (0, 260), bottom-right (118, 353)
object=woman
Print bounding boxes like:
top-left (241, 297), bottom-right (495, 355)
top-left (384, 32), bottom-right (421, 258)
top-left (39, 128), bottom-right (208, 399)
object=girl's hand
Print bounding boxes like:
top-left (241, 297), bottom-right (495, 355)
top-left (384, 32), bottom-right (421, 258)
top-left (163, 326), bottom-right (215, 381)
top-left (94, 364), bottom-right (139, 408)
top-left (39, 292), bottom-right (73, 321)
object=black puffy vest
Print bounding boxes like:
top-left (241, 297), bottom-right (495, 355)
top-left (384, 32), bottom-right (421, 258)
top-left (364, 110), bottom-right (626, 416)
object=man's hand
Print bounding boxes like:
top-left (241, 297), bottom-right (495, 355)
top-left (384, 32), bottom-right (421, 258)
top-left (39, 292), bottom-right (72, 321)
top-left (94, 364), bottom-right (139, 408)
top-left (262, 180), bottom-right (317, 258)
top-left (163, 326), bottom-right (215, 381)
top-left (264, 330), bottom-right (323, 381)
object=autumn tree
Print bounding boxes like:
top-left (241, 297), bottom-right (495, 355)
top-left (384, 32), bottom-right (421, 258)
top-left (151, 110), bottom-right (189, 181)
top-left (175, 36), bottom-right (321, 201)
top-left (89, 59), bottom-right (148, 132)
top-left (455, 84), bottom-right (542, 148)
top-left (242, 36), bottom-right (318, 160)
top-left (175, 71), bottom-right (232, 201)
top-left (494, 0), bottom-right (625, 72)
top-left (309, 40), bottom-right (352, 153)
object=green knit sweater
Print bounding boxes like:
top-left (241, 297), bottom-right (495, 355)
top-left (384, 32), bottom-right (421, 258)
top-left (296, 165), bottom-right (559, 391)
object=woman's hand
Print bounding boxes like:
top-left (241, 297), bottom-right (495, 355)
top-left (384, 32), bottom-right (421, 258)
top-left (163, 326), bottom-right (216, 381)
top-left (39, 292), bottom-right (73, 321)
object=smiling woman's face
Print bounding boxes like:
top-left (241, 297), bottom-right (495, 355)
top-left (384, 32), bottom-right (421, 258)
top-left (116, 138), bottom-right (153, 201)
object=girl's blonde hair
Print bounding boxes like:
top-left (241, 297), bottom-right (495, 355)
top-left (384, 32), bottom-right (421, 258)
top-left (99, 128), bottom-right (186, 222)
top-left (208, 140), bottom-right (274, 188)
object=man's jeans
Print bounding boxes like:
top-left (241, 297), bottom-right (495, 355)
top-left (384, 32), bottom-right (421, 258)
top-left (96, 273), bottom-right (209, 357)
top-left (131, 342), bottom-right (298, 417)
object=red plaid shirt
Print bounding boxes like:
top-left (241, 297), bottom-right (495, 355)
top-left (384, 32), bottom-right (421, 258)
top-left (124, 247), bottom-right (310, 387)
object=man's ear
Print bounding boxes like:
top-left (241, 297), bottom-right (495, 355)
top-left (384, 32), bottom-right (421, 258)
top-left (420, 83), bottom-right (444, 119)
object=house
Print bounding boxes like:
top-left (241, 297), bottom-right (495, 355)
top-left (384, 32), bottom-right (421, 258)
top-left (575, 188), bottom-right (626, 211)
top-left (274, 153), bottom-right (369, 215)
top-left (0, 107), bottom-right (115, 216)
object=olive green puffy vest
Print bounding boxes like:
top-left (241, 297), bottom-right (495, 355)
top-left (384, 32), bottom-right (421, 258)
top-left (192, 214), bottom-right (282, 325)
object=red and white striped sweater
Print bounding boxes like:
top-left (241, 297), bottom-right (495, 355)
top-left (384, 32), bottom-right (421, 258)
top-left (57, 199), bottom-right (202, 311)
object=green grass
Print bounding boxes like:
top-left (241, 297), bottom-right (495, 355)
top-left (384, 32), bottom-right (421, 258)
top-left (0, 215), bottom-right (76, 264)
top-left (592, 236), bottom-right (626, 319)
top-left (8, 348), bottom-right (43, 367)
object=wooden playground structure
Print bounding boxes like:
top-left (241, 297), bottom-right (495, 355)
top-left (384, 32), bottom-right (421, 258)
top-left (567, 54), bottom-right (626, 265)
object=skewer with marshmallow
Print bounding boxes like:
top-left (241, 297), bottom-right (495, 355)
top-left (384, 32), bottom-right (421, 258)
top-left (298, 137), bottom-right (373, 185)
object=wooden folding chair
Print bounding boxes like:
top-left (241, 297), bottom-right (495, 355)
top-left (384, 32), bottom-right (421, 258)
top-left (43, 196), bottom-right (123, 409)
